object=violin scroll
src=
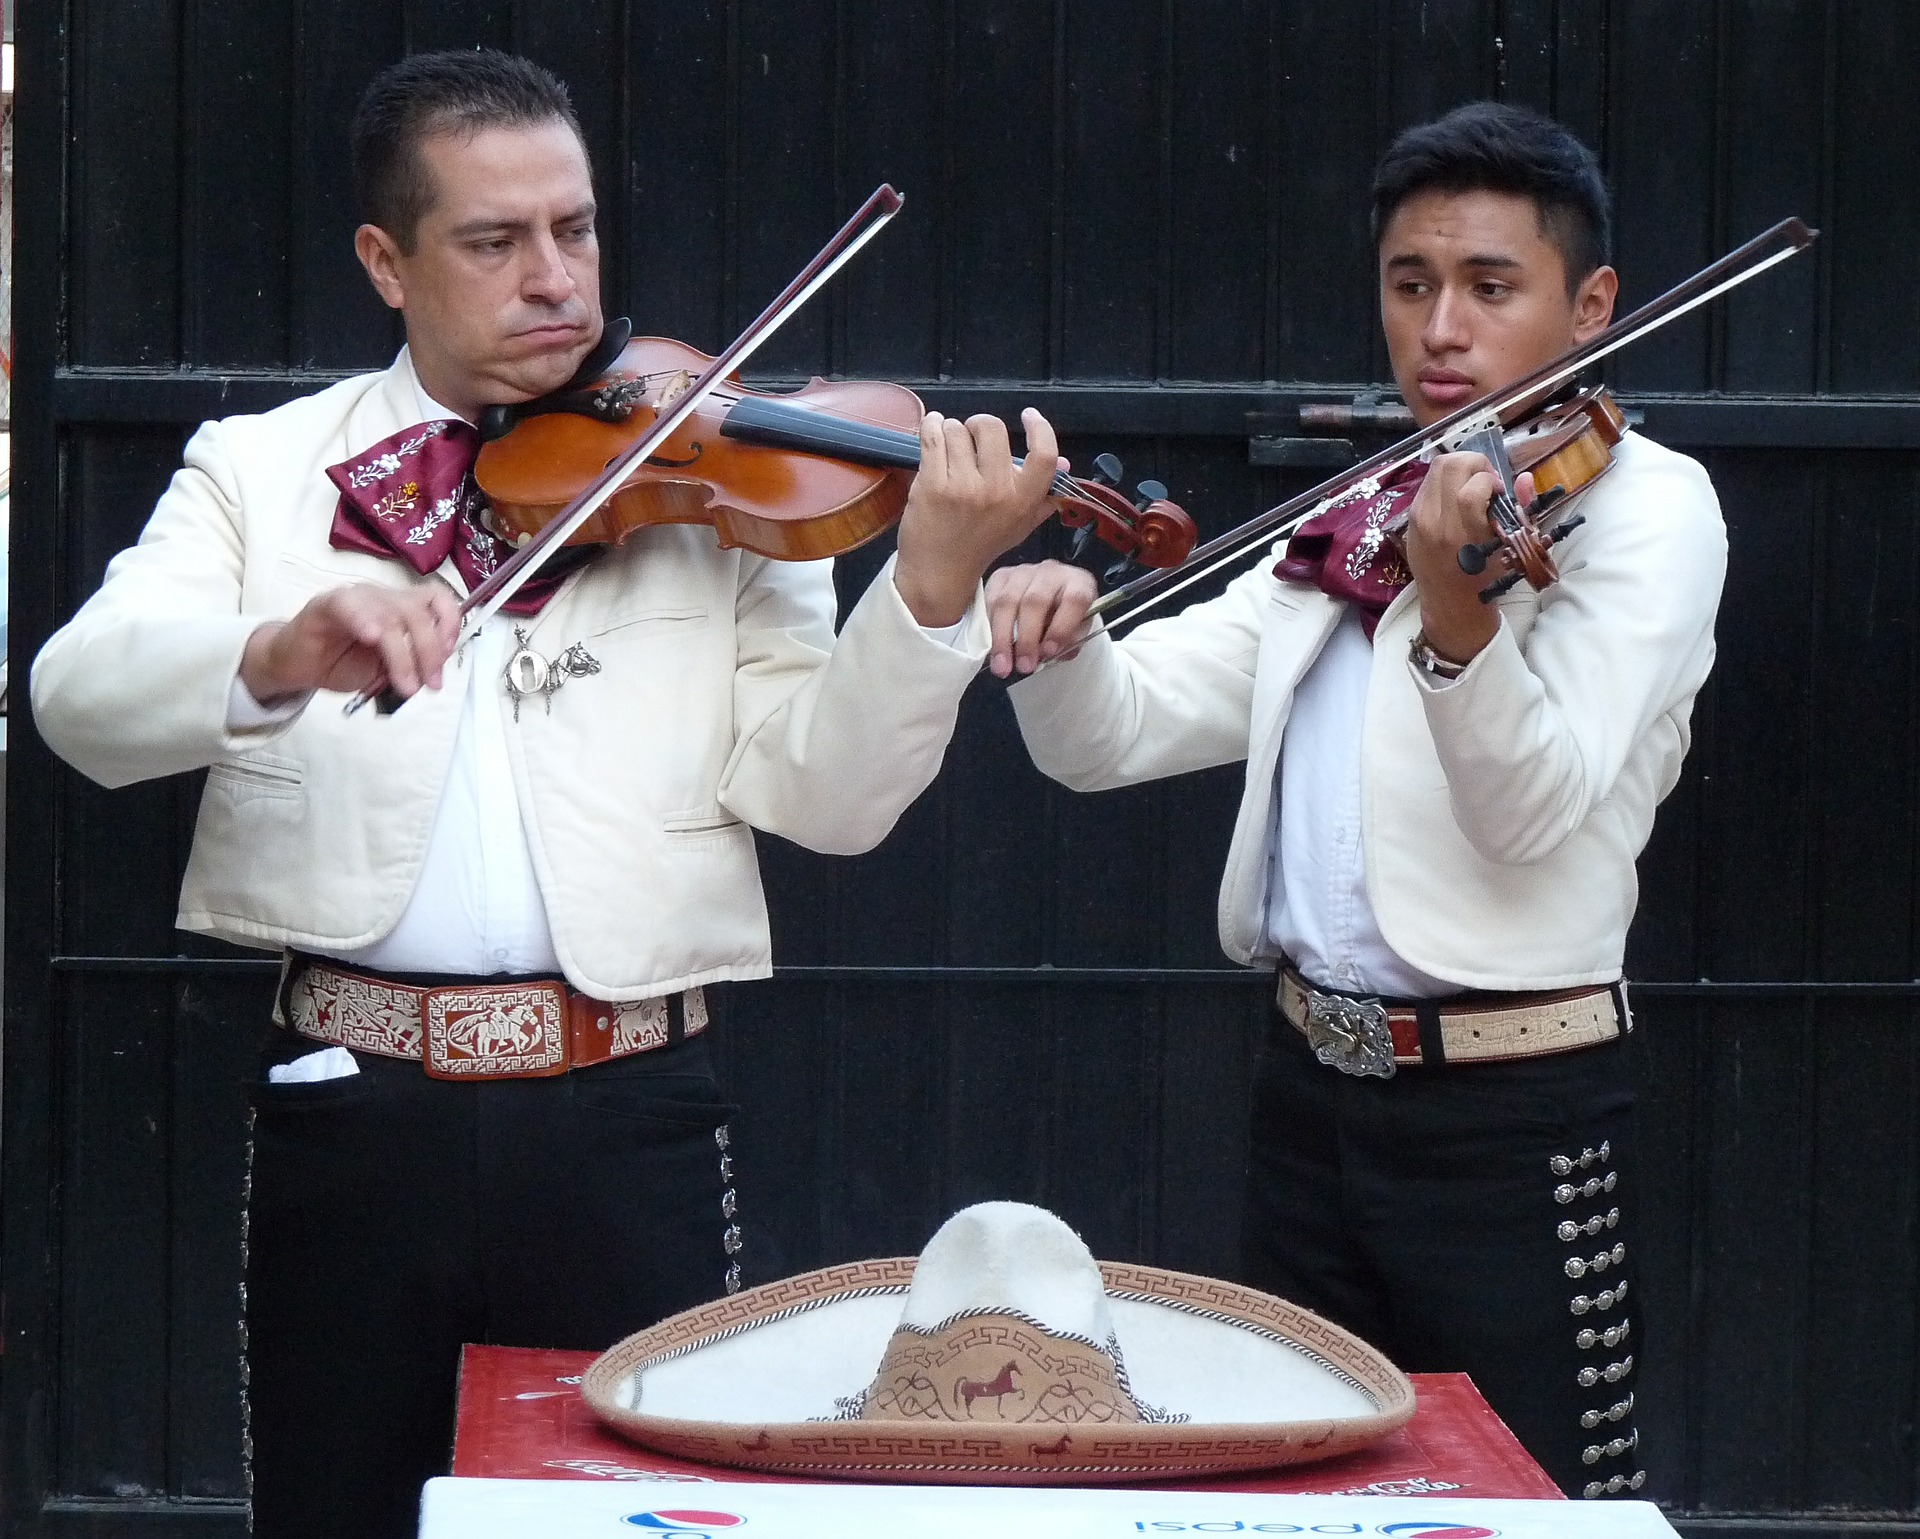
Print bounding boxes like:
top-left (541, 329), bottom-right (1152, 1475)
top-left (1053, 457), bottom-right (1198, 573)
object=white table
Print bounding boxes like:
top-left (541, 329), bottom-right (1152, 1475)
top-left (421, 1476), bottom-right (1682, 1538)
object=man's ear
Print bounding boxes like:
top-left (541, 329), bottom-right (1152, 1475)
top-left (354, 224), bottom-right (408, 311)
top-left (1572, 264), bottom-right (1618, 344)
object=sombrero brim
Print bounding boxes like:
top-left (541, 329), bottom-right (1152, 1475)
top-left (583, 1257), bottom-right (1416, 1485)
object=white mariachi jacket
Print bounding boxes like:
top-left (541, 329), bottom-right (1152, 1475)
top-left (32, 351), bottom-right (992, 1000)
top-left (1009, 431), bottom-right (1726, 992)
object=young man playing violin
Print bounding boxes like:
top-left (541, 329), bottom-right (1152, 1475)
top-left (32, 49), bottom-right (1062, 1539)
top-left (989, 102), bottom-right (1726, 1496)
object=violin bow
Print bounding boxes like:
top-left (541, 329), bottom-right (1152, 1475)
top-left (1086, 215), bottom-right (1818, 635)
top-left (347, 182), bottom-right (905, 713)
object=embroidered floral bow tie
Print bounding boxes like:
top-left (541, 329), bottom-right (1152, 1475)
top-left (326, 419), bottom-right (589, 615)
top-left (1272, 459), bottom-right (1429, 638)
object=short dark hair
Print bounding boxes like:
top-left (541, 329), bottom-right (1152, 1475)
top-left (351, 48), bottom-right (586, 252)
top-left (1370, 101), bottom-right (1611, 293)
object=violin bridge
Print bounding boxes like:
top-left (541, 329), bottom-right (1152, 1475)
top-left (653, 369), bottom-right (693, 410)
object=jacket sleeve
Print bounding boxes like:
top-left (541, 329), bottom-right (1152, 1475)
top-left (29, 418), bottom-right (293, 789)
top-left (1005, 559), bottom-right (1271, 792)
top-left (716, 550), bottom-right (988, 855)
top-left (1414, 449), bottom-right (1727, 866)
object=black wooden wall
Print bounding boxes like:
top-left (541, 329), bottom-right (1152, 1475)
top-left (7, 2), bottom-right (1919, 1535)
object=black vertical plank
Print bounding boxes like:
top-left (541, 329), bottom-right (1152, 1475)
top-left (1606, 0), bottom-right (1716, 394)
top-left (1696, 451), bottom-right (1814, 980)
top-left (945, 1), bottom-right (1054, 380)
top-left (825, 988), bottom-right (948, 1264)
top-left (623, 3), bottom-right (729, 347)
top-left (733, 0), bottom-right (837, 378)
top-left (57, 978), bottom-right (174, 1496)
top-left (1164, 0), bottom-right (1268, 383)
top-left (1154, 988), bottom-right (1262, 1278)
top-left (5, 0), bottom-right (74, 1524)
top-left (1549, 0), bottom-right (1608, 148)
top-left (1626, 753), bottom-right (1703, 983)
top-left (1500, 0), bottom-right (1556, 111)
top-left (290, 0), bottom-right (406, 368)
top-left (1049, 781), bottom-right (1159, 967)
top-left (945, 684), bottom-right (1053, 968)
top-left (1813, 456), bottom-right (1917, 980)
top-left (1717, 0), bottom-right (1824, 394)
top-left (836, 0), bottom-right (946, 380)
top-left (1046, 988), bottom-right (1155, 1257)
top-left (184, 0), bottom-right (294, 367)
top-left (69, 0), bottom-right (181, 366)
top-left (1803, 999), bottom-right (1920, 1511)
top-left (1827, 2), bottom-right (1920, 394)
top-left (1056, 0), bottom-right (1161, 383)
top-left (1270, 3), bottom-right (1382, 384)
top-left (1690, 1002), bottom-right (1815, 1511)
top-left (942, 985), bottom-right (1051, 1209)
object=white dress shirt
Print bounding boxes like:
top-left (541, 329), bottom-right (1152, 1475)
top-left (1264, 607), bottom-right (1457, 998)
top-left (228, 380), bottom-right (967, 978)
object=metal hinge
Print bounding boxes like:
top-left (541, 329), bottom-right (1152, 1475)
top-left (1247, 390), bottom-right (1415, 467)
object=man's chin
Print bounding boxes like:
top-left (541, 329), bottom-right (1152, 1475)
top-left (489, 344), bottom-right (596, 406)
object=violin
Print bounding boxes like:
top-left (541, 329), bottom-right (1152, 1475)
top-left (1438, 383), bottom-right (1629, 601)
top-left (471, 322), bottom-right (1198, 571)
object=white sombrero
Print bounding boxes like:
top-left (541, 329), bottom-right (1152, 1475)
top-left (583, 1202), bottom-right (1414, 1484)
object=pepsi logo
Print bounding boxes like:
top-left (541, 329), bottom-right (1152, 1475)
top-left (623, 1511), bottom-right (747, 1534)
top-left (1378, 1525), bottom-right (1499, 1538)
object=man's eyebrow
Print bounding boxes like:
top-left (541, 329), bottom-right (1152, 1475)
top-left (447, 203), bottom-right (597, 240)
top-left (1385, 251), bottom-right (1525, 273)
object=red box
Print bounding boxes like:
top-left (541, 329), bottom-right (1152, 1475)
top-left (451, 1345), bottom-right (1562, 1500)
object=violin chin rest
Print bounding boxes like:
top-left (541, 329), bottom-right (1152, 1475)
top-left (566, 317), bottom-right (634, 389)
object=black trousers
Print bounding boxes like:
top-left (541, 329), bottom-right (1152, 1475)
top-left (1242, 1009), bottom-right (1644, 1498)
top-left (244, 1026), bottom-right (739, 1539)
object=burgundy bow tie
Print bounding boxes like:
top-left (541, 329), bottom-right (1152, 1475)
top-left (1272, 460), bottom-right (1428, 638)
top-left (326, 419), bottom-right (589, 616)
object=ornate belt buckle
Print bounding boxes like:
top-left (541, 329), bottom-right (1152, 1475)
top-left (423, 982), bottom-right (569, 1078)
top-left (1303, 989), bottom-right (1397, 1079)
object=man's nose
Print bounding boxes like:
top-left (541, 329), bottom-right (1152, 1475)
top-left (522, 232), bottom-right (577, 306)
top-left (1423, 285), bottom-right (1471, 352)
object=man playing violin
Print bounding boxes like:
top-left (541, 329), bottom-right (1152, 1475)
top-left (32, 49), bottom-right (1063, 1539)
top-left (988, 101), bottom-right (1726, 1497)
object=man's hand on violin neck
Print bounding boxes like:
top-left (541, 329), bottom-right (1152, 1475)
top-left (984, 561), bottom-right (1097, 678)
top-left (1402, 450), bottom-right (1513, 665)
top-left (892, 408), bottom-right (1067, 629)
top-left (240, 582), bottom-right (463, 707)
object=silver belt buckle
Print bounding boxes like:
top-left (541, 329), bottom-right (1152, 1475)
top-left (1303, 988), bottom-right (1398, 1079)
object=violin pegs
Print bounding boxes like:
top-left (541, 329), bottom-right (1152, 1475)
top-left (1133, 479), bottom-right (1169, 512)
top-left (1546, 512), bottom-right (1587, 546)
top-left (1092, 452), bottom-right (1124, 488)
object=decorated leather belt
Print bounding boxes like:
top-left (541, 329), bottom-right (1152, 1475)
top-left (278, 955), bottom-right (708, 1080)
top-left (1277, 965), bottom-right (1627, 1080)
